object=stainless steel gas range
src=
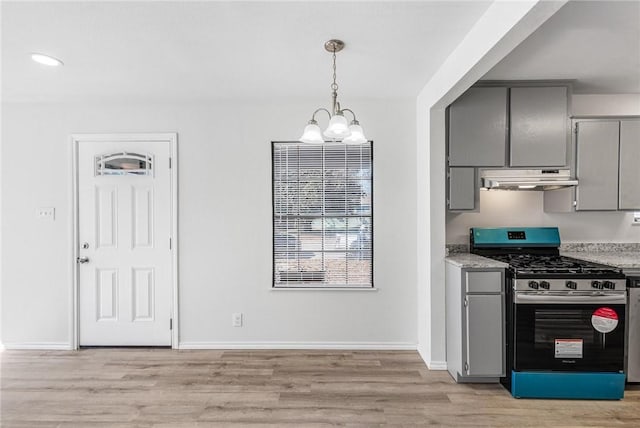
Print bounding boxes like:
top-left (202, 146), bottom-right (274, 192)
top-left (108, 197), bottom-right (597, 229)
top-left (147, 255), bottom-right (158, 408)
top-left (471, 227), bottom-right (626, 400)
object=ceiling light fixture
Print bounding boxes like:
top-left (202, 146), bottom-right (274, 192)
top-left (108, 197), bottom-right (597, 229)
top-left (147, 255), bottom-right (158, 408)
top-left (299, 39), bottom-right (367, 145)
top-left (31, 53), bottom-right (64, 67)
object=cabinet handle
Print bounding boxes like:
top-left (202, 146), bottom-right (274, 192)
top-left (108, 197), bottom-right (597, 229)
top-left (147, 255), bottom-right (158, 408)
top-left (464, 298), bottom-right (468, 307)
top-left (464, 362), bottom-right (469, 373)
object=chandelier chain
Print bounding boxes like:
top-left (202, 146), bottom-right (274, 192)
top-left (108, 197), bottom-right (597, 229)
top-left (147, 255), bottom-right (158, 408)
top-left (331, 49), bottom-right (338, 92)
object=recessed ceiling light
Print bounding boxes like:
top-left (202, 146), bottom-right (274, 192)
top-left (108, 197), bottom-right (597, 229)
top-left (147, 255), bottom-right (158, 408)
top-left (31, 53), bottom-right (64, 67)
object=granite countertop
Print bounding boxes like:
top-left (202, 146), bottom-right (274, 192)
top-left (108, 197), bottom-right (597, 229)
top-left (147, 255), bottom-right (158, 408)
top-left (446, 243), bottom-right (640, 270)
top-left (445, 253), bottom-right (509, 269)
top-left (562, 251), bottom-right (640, 270)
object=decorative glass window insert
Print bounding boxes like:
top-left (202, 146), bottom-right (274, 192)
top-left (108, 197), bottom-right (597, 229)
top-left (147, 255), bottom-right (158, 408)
top-left (95, 152), bottom-right (153, 176)
top-left (272, 141), bottom-right (373, 288)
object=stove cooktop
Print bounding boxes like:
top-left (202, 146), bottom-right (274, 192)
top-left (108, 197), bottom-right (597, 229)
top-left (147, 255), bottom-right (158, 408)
top-left (487, 254), bottom-right (624, 278)
top-left (469, 227), bottom-right (625, 279)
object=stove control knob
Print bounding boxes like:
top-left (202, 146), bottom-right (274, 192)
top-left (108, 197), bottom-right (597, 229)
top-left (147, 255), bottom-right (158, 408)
top-left (528, 281), bottom-right (539, 290)
top-left (565, 281), bottom-right (578, 290)
top-left (603, 281), bottom-right (615, 290)
top-left (591, 280), bottom-right (603, 290)
top-left (540, 281), bottom-right (550, 290)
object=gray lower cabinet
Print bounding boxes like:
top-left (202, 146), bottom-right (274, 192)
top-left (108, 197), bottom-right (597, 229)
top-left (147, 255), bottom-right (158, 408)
top-left (448, 87), bottom-right (507, 167)
top-left (466, 294), bottom-right (503, 376)
top-left (445, 263), bottom-right (505, 382)
top-left (575, 118), bottom-right (640, 211)
top-left (510, 87), bottom-right (568, 167)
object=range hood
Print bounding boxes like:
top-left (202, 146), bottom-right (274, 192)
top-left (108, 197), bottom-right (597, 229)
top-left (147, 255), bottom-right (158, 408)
top-left (480, 169), bottom-right (578, 191)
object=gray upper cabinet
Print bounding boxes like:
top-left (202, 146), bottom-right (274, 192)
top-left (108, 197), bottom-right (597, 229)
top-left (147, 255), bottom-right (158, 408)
top-left (510, 87), bottom-right (568, 167)
top-left (448, 87), bottom-right (507, 167)
top-left (619, 120), bottom-right (640, 210)
top-left (575, 119), bottom-right (640, 211)
top-left (575, 121), bottom-right (620, 211)
top-left (448, 167), bottom-right (475, 210)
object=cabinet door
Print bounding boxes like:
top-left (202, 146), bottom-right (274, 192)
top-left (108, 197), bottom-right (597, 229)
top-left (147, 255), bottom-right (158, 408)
top-left (448, 87), bottom-right (507, 167)
top-left (576, 121), bottom-right (619, 211)
top-left (619, 120), bottom-right (640, 210)
top-left (448, 167), bottom-right (475, 210)
top-left (465, 294), bottom-right (503, 377)
top-left (510, 87), bottom-right (568, 167)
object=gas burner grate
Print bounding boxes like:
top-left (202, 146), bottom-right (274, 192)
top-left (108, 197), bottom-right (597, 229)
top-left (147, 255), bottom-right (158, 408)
top-left (488, 254), bottom-right (622, 275)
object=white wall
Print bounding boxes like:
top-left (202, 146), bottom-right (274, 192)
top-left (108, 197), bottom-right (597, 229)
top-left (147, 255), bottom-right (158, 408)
top-left (447, 191), bottom-right (640, 244)
top-left (1, 98), bottom-right (417, 349)
top-left (573, 94), bottom-right (640, 116)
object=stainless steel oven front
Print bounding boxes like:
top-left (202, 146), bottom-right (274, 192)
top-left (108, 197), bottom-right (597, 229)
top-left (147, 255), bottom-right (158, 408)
top-left (512, 287), bottom-right (626, 373)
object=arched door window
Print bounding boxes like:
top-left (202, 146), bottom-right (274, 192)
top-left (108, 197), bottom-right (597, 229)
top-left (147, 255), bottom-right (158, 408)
top-left (95, 152), bottom-right (153, 176)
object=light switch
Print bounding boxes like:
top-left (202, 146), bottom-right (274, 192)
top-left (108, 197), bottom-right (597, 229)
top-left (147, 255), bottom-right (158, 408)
top-left (37, 207), bottom-right (55, 221)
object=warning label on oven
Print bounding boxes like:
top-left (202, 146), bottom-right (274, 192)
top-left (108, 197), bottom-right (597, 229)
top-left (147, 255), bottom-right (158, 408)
top-left (592, 307), bottom-right (619, 333)
top-left (555, 339), bottom-right (583, 359)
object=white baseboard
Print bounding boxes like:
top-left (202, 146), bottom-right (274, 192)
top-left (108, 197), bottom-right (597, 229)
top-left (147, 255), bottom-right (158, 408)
top-left (426, 360), bottom-right (448, 370)
top-left (416, 348), bottom-right (447, 370)
top-left (178, 341), bottom-right (417, 351)
top-left (2, 342), bottom-right (74, 350)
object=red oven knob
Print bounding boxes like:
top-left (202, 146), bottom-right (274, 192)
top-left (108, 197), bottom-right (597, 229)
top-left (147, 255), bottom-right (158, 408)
top-left (591, 280), bottom-right (603, 289)
top-left (540, 281), bottom-right (550, 290)
top-left (603, 281), bottom-right (615, 290)
top-left (528, 281), bottom-right (539, 289)
top-left (565, 281), bottom-right (577, 290)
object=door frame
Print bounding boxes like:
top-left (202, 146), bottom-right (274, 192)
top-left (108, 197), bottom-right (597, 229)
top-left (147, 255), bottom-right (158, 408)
top-left (70, 133), bottom-right (179, 349)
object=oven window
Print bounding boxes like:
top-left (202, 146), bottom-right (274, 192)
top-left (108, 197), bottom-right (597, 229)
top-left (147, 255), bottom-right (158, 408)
top-left (514, 304), bottom-right (625, 372)
top-left (534, 309), bottom-right (599, 350)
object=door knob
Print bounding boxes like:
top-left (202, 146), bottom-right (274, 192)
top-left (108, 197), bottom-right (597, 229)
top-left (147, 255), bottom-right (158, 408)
top-left (77, 256), bottom-right (90, 264)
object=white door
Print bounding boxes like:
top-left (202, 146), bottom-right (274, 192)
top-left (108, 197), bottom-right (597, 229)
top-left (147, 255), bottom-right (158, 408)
top-left (78, 140), bottom-right (172, 346)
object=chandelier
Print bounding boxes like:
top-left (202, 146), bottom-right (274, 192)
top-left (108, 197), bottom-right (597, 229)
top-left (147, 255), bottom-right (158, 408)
top-left (299, 39), bottom-right (367, 145)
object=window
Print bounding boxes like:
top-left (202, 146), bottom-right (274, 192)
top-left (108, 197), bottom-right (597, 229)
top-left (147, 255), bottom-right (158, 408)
top-left (272, 141), bottom-right (373, 288)
top-left (95, 152), bottom-right (153, 176)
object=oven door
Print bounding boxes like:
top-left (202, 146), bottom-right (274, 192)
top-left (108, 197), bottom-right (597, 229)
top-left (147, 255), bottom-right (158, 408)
top-left (513, 292), bottom-right (625, 372)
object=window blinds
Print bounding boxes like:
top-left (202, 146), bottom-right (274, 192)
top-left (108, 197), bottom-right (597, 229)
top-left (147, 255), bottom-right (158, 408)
top-left (272, 142), bottom-right (373, 288)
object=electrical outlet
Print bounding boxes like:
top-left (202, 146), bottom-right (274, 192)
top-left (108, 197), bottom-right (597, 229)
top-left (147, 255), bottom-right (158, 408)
top-left (232, 313), bottom-right (243, 327)
top-left (37, 207), bottom-right (55, 221)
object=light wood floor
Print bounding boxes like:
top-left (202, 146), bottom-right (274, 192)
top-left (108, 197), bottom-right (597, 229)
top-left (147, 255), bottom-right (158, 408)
top-left (1, 349), bottom-right (639, 427)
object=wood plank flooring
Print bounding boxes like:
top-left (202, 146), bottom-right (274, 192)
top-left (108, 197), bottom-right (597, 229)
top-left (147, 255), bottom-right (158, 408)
top-left (1, 349), bottom-right (640, 427)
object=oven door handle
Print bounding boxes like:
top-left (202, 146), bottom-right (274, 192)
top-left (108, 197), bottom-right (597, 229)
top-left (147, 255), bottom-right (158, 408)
top-left (515, 293), bottom-right (626, 305)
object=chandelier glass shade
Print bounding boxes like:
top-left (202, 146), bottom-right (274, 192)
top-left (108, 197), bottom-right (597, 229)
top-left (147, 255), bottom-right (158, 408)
top-left (324, 112), bottom-right (350, 139)
top-left (343, 122), bottom-right (366, 145)
top-left (299, 122), bottom-right (324, 144)
top-left (299, 40), bottom-right (367, 145)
